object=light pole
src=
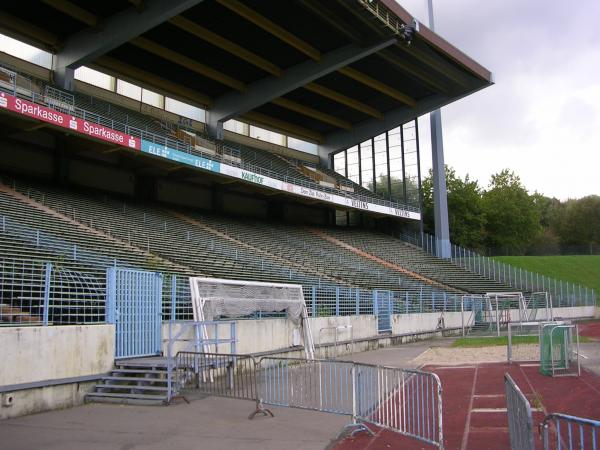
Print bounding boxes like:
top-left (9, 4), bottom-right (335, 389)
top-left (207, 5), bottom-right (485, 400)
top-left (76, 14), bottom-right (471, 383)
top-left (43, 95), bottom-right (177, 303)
top-left (427, 0), bottom-right (451, 258)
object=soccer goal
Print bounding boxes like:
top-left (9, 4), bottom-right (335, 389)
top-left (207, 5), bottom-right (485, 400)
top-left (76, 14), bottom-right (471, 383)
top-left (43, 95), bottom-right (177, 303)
top-left (540, 323), bottom-right (580, 377)
top-left (189, 277), bottom-right (315, 359)
top-left (461, 292), bottom-right (524, 337)
top-left (525, 291), bottom-right (553, 322)
top-left (507, 321), bottom-right (552, 364)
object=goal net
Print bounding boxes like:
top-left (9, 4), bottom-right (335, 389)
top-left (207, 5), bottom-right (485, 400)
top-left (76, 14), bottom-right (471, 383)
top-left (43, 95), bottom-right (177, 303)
top-left (507, 321), bottom-right (548, 363)
top-left (189, 277), bottom-right (315, 359)
top-left (540, 323), bottom-right (580, 377)
top-left (461, 292), bottom-right (523, 337)
top-left (525, 292), bottom-right (553, 322)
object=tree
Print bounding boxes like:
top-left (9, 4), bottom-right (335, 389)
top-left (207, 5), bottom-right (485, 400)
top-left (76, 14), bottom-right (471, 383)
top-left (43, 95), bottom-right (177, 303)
top-left (553, 195), bottom-right (600, 246)
top-left (368, 174), bottom-right (420, 207)
top-left (482, 169), bottom-right (541, 254)
top-left (422, 166), bottom-right (486, 249)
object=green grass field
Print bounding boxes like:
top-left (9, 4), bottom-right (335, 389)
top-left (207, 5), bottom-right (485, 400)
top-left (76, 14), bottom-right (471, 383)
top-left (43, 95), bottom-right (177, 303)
top-left (452, 335), bottom-right (591, 348)
top-left (452, 336), bottom-right (538, 348)
top-left (494, 255), bottom-right (600, 293)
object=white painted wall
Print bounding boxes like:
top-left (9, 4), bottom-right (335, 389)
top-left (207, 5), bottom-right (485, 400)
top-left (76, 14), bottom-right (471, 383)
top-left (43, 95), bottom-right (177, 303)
top-left (0, 325), bottom-right (115, 420)
top-left (392, 312), bottom-right (460, 335)
top-left (163, 306), bottom-right (596, 357)
top-left (0, 325), bottom-right (115, 386)
top-left (163, 315), bottom-right (379, 356)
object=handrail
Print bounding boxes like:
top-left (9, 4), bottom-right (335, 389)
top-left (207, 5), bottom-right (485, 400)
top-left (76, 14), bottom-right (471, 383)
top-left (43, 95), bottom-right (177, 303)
top-left (398, 230), bottom-right (596, 306)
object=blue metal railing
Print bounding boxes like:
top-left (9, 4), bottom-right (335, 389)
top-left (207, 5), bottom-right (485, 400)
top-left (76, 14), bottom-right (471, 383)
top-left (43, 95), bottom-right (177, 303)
top-left (398, 231), bottom-right (597, 307)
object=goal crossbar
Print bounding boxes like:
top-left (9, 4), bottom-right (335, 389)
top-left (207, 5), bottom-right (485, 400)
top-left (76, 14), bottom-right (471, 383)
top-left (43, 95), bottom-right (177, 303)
top-left (189, 277), bottom-right (315, 359)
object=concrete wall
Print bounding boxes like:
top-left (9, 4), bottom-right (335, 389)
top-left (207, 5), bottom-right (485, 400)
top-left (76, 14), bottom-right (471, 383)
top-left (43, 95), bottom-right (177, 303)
top-left (163, 305), bottom-right (596, 359)
top-left (68, 160), bottom-right (134, 195)
top-left (163, 315), bottom-right (378, 356)
top-left (157, 179), bottom-right (212, 210)
top-left (392, 311), bottom-right (463, 335)
top-left (0, 325), bottom-right (115, 420)
top-left (222, 192), bottom-right (267, 218)
top-left (0, 140), bottom-right (54, 177)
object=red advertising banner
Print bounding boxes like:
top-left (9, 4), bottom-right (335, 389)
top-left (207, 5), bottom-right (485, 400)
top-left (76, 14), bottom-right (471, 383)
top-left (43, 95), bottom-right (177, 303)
top-left (0, 92), bottom-right (140, 150)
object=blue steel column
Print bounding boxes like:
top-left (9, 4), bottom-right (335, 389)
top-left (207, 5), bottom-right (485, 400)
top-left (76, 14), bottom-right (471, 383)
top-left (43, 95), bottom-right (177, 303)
top-left (42, 263), bottom-right (52, 326)
top-left (428, 0), bottom-right (451, 259)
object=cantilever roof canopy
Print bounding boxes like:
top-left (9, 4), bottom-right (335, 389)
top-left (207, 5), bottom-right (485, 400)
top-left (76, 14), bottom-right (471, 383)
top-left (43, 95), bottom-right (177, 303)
top-left (0, 0), bottom-right (492, 154)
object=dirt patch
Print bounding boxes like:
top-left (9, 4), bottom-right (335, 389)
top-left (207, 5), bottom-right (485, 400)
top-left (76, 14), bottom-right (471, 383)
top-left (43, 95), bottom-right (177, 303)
top-left (411, 344), bottom-right (538, 366)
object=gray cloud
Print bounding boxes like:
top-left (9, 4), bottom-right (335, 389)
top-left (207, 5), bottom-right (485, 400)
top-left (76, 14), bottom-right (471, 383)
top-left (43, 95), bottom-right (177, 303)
top-left (399, 0), bottom-right (600, 199)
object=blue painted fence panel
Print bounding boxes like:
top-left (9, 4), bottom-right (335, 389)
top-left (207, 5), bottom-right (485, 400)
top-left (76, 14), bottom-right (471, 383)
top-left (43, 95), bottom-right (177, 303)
top-left (375, 290), bottom-right (392, 333)
top-left (107, 267), bottom-right (163, 358)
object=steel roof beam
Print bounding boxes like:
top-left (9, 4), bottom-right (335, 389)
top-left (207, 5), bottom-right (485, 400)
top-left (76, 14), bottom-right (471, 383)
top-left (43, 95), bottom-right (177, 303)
top-left (207, 37), bottom-right (396, 139)
top-left (52, 0), bottom-right (205, 90)
top-left (318, 81), bottom-right (489, 164)
top-left (216, 0), bottom-right (321, 61)
top-left (41, 0), bottom-right (98, 27)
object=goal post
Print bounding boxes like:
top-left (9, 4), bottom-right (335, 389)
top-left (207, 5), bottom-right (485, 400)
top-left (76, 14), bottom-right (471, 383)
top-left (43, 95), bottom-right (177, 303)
top-left (540, 323), bottom-right (580, 377)
top-left (189, 277), bottom-right (315, 359)
top-left (507, 321), bottom-right (547, 363)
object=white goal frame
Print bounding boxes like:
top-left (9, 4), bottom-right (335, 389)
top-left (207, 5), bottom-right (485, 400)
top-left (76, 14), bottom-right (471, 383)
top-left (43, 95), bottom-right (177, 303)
top-left (189, 277), bottom-right (315, 359)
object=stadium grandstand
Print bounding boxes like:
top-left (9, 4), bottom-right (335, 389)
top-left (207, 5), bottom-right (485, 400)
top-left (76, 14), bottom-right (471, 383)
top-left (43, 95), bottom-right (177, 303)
top-left (0, 2), bottom-right (597, 447)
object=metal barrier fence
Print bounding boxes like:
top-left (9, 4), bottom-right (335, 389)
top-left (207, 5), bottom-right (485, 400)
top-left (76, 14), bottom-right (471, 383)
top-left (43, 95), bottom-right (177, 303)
top-left (355, 364), bottom-right (443, 447)
top-left (260, 357), bottom-right (354, 415)
top-left (505, 373), bottom-right (535, 450)
top-left (173, 352), bottom-right (444, 448)
top-left (541, 413), bottom-right (600, 450)
top-left (0, 252), bottom-right (585, 329)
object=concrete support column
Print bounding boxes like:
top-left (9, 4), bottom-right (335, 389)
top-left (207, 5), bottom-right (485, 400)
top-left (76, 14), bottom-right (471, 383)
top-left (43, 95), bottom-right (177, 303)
top-left (206, 112), bottom-right (224, 140)
top-left (53, 65), bottom-right (75, 91)
top-left (430, 110), bottom-right (450, 258)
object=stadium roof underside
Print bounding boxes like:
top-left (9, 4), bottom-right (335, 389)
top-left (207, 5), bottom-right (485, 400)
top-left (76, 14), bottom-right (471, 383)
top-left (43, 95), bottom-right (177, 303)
top-left (0, 0), bottom-right (493, 158)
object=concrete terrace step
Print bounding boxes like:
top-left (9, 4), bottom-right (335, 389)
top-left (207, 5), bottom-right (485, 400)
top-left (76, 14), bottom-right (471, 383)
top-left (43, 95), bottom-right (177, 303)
top-left (101, 376), bottom-right (168, 383)
top-left (94, 383), bottom-right (169, 392)
top-left (85, 392), bottom-right (168, 404)
top-left (111, 368), bottom-right (168, 374)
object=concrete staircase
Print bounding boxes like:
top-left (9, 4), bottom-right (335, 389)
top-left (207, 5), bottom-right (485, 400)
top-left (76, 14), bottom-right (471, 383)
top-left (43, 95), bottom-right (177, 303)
top-left (86, 360), bottom-right (172, 405)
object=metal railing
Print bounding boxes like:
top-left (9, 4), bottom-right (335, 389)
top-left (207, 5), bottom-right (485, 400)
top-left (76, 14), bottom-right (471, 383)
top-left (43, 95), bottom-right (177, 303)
top-left (0, 65), bottom-right (419, 214)
top-left (541, 413), bottom-right (600, 450)
top-left (174, 351), bottom-right (444, 448)
top-left (0, 258), bottom-right (105, 326)
top-left (355, 364), bottom-right (443, 447)
top-left (0, 191), bottom-right (460, 321)
top-left (5, 176), bottom-right (428, 300)
top-left (505, 373), bottom-right (535, 450)
top-left (400, 231), bottom-right (596, 307)
top-left (505, 374), bottom-right (600, 450)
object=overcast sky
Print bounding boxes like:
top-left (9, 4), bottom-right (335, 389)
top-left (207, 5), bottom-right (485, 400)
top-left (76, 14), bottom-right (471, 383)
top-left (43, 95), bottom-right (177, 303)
top-left (398, 0), bottom-right (600, 200)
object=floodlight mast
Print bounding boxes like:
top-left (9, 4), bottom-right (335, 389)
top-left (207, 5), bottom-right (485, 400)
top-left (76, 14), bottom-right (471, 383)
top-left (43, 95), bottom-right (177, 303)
top-left (427, 0), bottom-right (451, 259)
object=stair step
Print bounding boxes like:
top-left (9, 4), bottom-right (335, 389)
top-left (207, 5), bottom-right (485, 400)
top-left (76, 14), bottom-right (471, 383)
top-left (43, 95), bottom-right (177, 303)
top-left (94, 383), bottom-right (169, 392)
top-left (115, 363), bottom-right (168, 370)
top-left (86, 392), bottom-right (167, 402)
top-left (102, 376), bottom-right (169, 383)
top-left (112, 368), bottom-right (168, 375)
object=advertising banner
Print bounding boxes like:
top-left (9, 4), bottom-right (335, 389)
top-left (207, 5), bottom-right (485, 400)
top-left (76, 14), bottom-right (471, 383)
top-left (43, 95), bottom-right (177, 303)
top-left (0, 91), bottom-right (419, 220)
top-left (0, 92), bottom-right (140, 149)
top-left (141, 140), bottom-right (220, 173)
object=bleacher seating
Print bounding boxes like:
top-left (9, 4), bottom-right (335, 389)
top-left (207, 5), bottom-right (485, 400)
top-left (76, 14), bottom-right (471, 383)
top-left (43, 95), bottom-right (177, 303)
top-left (2, 178), bottom-right (459, 300)
top-left (323, 227), bottom-right (516, 294)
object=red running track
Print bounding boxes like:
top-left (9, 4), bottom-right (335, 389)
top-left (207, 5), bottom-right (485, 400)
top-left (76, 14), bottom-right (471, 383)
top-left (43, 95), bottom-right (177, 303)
top-left (332, 363), bottom-right (600, 450)
top-left (579, 320), bottom-right (600, 340)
